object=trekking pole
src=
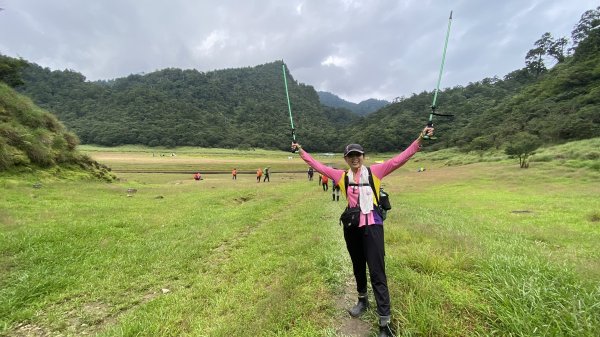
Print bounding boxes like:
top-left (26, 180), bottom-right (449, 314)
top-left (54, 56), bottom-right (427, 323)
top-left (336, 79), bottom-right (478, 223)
top-left (282, 62), bottom-right (298, 152)
top-left (424, 10), bottom-right (454, 140)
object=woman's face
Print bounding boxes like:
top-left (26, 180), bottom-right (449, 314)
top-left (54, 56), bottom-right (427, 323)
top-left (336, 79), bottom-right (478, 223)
top-left (344, 152), bottom-right (364, 171)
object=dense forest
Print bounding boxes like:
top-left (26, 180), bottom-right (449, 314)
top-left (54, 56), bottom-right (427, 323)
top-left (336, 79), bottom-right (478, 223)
top-left (2, 7), bottom-right (599, 153)
top-left (15, 61), bottom-right (345, 150)
top-left (317, 91), bottom-right (389, 116)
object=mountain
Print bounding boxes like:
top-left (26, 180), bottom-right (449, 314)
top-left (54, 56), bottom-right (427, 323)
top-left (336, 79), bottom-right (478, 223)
top-left (8, 10), bottom-right (600, 154)
top-left (17, 61), bottom-right (348, 151)
top-left (317, 91), bottom-right (389, 116)
top-left (15, 50), bottom-right (599, 154)
top-left (345, 38), bottom-right (600, 152)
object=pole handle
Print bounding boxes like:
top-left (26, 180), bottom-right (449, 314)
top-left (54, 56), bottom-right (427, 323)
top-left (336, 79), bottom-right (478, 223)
top-left (291, 129), bottom-right (298, 153)
top-left (422, 121), bottom-right (436, 140)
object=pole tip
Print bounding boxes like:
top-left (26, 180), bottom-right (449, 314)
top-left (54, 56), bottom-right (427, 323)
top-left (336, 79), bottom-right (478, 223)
top-left (449, 10), bottom-right (453, 19)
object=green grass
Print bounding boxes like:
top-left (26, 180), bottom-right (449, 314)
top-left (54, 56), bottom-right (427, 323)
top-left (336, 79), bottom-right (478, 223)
top-left (381, 162), bottom-right (600, 336)
top-left (1, 143), bottom-right (599, 336)
top-left (1, 172), bottom-right (349, 336)
top-left (415, 137), bottom-right (600, 171)
top-left (531, 138), bottom-right (600, 171)
top-left (77, 144), bottom-right (347, 173)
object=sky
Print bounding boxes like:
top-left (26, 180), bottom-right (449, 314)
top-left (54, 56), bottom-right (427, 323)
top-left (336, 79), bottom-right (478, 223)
top-left (0, 0), bottom-right (597, 103)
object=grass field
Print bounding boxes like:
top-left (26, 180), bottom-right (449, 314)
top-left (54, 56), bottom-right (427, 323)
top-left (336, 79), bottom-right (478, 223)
top-left (1, 142), bottom-right (599, 336)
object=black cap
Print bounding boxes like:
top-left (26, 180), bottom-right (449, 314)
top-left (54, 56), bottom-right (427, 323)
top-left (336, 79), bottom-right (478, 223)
top-left (344, 144), bottom-right (365, 157)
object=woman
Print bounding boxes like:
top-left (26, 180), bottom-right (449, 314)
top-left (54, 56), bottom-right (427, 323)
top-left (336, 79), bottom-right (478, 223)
top-left (292, 126), bottom-right (434, 337)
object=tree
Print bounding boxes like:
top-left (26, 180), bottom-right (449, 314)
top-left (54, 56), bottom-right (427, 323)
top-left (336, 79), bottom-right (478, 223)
top-left (525, 33), bottom-right (569, 74)
top-left (571, 6), bottom-right (600, 49)
top-left (547, 36), bottom-right (569, 63)
top-left (468, 135), bottom-right (495, 152)
top-left (571, 7), bottom-right (600, 60)
top-left (525, 34), bottom-right (550, 76)
top-left (0, 54), bottom-right (28, 87)
top-left (504, 133), bottom-right (541, 168)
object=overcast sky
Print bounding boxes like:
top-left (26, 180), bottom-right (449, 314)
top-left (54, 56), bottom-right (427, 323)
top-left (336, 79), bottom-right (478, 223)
top-left (0, 0), bottom-right (596, 103)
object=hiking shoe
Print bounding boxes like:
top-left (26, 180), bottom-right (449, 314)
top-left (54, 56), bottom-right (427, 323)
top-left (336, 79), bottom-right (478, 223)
top-left (378, 324), bottom-right (396, 337)
top-left (348, 296), bottom-right (369, 317)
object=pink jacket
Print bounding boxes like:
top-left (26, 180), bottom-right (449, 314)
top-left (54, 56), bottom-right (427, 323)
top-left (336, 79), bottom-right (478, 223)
top-left (300, 140), bottom-right (421, 226)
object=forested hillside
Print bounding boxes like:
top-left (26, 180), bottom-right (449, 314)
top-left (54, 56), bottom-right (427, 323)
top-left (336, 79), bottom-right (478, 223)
top-left (317, 91), bottom-right (389, 116)
top-left (8, 7), bottom-right (600, 153)
top-left (17, 61), bottom-right (349, 150)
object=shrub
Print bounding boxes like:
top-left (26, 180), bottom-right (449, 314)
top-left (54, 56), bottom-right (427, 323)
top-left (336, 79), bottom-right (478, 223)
top-left (63, 132), bottom-right (79, 150)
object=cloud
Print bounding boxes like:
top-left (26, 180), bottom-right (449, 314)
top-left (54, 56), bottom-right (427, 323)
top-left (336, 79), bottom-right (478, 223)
top-left (0, 0), bottom-right (597, 102)
top-left (195, 30), bottom-right (230, 56)
top-left (321, 55), bottom-right (353, 68)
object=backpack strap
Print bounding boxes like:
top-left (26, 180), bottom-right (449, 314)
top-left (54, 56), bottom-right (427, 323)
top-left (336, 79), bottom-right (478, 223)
top-left (340, 171), bottom-right (348, 199)
top-left (341, 167), bottom-right (381, 206)
top-left (367, 167), bottom-right (380, 206)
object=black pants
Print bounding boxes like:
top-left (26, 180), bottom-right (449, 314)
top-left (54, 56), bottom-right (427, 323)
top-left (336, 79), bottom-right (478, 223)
top-left (343, 223), bottom-right (390, 317)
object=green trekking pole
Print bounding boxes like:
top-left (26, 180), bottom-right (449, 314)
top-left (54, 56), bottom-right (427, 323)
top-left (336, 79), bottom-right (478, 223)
top-left (424, 10), bottom-right (454, 140)
top-left (282, 63), bottom-right (298, 152)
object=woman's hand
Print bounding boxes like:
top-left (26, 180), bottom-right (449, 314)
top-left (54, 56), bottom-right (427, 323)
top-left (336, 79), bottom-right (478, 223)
top-left (291, 142), bottom-right (302, 152)
top-left (419, 126), bottom-right (435, 140)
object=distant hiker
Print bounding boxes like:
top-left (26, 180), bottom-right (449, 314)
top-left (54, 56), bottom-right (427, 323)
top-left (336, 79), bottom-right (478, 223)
top-left (307, 167), bottom-right (314, 181)
top-left (332, 183), bottom-right (340, 201)
top-left (291, 125), bottom-right (434, 337)
top-left (232, 168), bottom-right (237, 180)
top-left (321, 174), bottom-right (329, 191)
top-left (263, 167), bottom-right (270, 182)
top-left (193, 172), bottom-right (202, 181)
top-left (256, 168), bottom-right (263, 183)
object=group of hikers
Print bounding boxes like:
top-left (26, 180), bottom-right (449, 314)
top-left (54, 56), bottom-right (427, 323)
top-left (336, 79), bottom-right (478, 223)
top-left (256, 167), bottom-right (270, 182)
top-left (194, 167), bottom-right (270, 182)
top-left (191, 125), bottom-right (434, 337)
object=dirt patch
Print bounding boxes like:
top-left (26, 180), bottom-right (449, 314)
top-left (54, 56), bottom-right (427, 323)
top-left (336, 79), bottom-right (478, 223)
top-left (12, 323), bottom-right (50, 337)
top-left (209, 224), bottom-right (257, 264)
top-left (0, 252), bottom-right (16, 278)
top-left (335, 277), bottom-right (372, 337)
top-left (234, 195), bottom-right (252, 204)
top-left (337, 316), bottom-right (373, 337)
top-left (0, 210), bottom-right (17, 230)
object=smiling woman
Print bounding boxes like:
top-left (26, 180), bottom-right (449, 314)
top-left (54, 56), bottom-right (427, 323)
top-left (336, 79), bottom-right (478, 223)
top-left (291, 125), bottom-right (434, 337)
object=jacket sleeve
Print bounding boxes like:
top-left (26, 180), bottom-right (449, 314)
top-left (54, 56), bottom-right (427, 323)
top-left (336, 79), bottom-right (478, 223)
top-left (370, 139), bottom-right (421, 179)
top-left (299, 150), bottom-right (344, 185)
